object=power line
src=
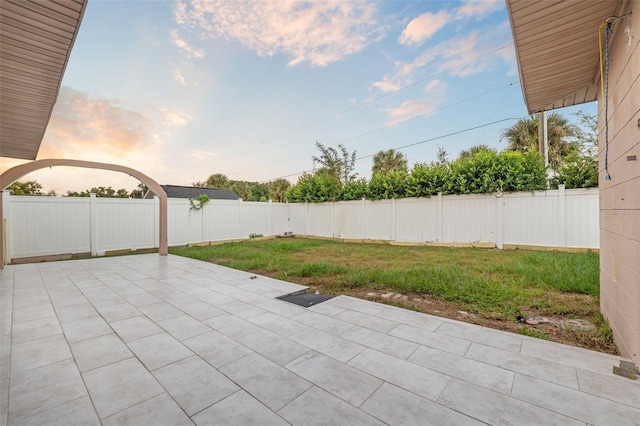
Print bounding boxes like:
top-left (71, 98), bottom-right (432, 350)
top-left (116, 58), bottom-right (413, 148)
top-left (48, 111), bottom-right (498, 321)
top-left (336, 81), bottom-right (519, 146)
top-left (262, 116), bottom-right (526, 182)
top-left (227, 44), bottom-right (514, 178)
top-left (230, 80), bottom-right (519, 179)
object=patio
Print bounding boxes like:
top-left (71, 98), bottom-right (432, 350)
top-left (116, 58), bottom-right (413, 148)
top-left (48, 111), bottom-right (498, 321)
top-left (1, 254), bottom-right (638, 426)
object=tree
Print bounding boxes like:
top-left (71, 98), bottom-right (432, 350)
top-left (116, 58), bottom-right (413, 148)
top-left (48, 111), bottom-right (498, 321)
top-left (573, 109), bottom-right (598, 159)
top-left (66, 186), bottom-right (129, 198)
top-left (435, 145), bottom-right (449, 165)
top-left (368, 171), bottom-right (407, 200)
top-left (6, 180), bottom-right (43, 196)
top-left (501, 113), bottom-right (579, 170)
top-left (312, 141), bottom-right (357, 185)
top-left (130, 183), bottom-right (148, 199)
top-left (229, 181), bottom-right (251, 201)
top-left (268, 179), bottom-right (291, 202)
top-left (458, 145), bottom-right (496, 160)
top-left (204, 173), bottom-right (230, 189)
top-left (372, 149), bottom-right (407, 175)
top-left (285, 172), bottom-right (341, 203)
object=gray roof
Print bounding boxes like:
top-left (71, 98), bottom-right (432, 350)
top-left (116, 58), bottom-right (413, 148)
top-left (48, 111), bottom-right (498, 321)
top-left (146, 185), bottom-right (239, 200)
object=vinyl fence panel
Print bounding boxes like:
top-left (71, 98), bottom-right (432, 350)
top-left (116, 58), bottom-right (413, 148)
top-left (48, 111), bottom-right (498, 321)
top-left (3, 186), bottom-right (599, 262)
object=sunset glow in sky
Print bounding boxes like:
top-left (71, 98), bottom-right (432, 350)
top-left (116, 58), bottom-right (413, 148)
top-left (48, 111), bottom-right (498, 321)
top-left (1, 0), bottom-right (595, 194)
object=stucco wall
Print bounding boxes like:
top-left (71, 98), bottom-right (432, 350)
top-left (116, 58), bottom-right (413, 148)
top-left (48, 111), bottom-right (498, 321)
top-left (598, 2), bottom-right (640, 364)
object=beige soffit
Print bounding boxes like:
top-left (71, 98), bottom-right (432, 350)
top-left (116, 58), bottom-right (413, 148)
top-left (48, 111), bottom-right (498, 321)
top-left (506, 0), bottom-right (628, 114)
top-left (0, 0), bottom-right (88, 160)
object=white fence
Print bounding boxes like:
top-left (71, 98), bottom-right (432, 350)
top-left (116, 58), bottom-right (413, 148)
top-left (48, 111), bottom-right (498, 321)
top-left (1, 186), bottom-right (599, 262)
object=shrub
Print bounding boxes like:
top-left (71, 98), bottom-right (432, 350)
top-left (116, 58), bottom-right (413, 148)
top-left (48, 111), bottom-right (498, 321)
top-left (549, 153), bottom-right (598, 189)
top-left (368, 171), bottom-right (407, 200)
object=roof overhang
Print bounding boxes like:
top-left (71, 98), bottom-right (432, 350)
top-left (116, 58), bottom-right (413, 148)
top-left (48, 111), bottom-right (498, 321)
top-left (506, 0), bottom-right (630, 113)
top-left (0, 0), bottom-right (88, 160)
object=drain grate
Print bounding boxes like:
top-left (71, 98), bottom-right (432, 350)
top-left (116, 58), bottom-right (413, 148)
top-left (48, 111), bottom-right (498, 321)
top-left (278, 292), bottom-right (333, 307)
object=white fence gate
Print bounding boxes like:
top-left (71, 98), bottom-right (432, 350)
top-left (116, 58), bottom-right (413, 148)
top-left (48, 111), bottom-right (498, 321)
top-left (1, 186), bottom-right (599, 262)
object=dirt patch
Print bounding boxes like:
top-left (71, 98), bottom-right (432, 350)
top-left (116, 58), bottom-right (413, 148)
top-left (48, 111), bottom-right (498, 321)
top-left (341, 288), bottom-right (617, 355)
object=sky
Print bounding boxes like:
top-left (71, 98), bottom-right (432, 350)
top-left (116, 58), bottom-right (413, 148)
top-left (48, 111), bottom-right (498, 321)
top-left (1, 0), bottom-right (596, 195)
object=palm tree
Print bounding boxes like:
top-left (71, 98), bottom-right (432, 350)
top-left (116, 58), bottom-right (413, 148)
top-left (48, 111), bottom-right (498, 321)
top-left (268, 179), bottom-right (291, 202)
top-left (204, 173), bottom-right (230, 189)
top-left (458, 145), bottom-right (496, 160)
top-left (372, 149), bottom-right (408, 175)
top-left (502, 113), bottom-right (578, 170)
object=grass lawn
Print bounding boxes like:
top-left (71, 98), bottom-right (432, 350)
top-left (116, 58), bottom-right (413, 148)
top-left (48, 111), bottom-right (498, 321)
top-left (170, 238), bottom-right (616, 354)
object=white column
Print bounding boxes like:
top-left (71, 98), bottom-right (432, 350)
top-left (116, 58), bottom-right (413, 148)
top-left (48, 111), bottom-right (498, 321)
top-left (437, 192), bottom-right (443, 242)
top-left (2, 191), bottom-right (12, 264)
top-left (330, 202), bottom-right (335, 238)
top-left (391, 198), bottom-right (397, 242)
top-left (558, 184), bottom-right (566, 247)
top-left (362, 198), bottom-right (366, 240)
top-left (496, 192), bottom-right (504, 249)
top-left (89, 193), bottom-right (98, 256)
top-left (153, 195), bottom-right (160, 248)
top-left (268, 200), bottom-right (273, 236)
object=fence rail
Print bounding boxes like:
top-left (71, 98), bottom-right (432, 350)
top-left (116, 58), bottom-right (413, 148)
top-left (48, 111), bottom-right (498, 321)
top-left (1, 186), bottom-right (599, 262)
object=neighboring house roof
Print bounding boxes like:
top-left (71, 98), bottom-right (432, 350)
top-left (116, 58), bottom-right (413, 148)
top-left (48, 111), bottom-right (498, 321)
top-left (0, 0), bottom-right (88, 160)
top-left (506, 0), bottom-right (628, 113)
top-left (145, 185), bottom-right (239, 200)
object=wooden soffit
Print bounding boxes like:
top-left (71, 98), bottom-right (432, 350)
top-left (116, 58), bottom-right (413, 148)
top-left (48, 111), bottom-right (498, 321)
top-left (506, 0), bottom-right (629, 113)
top-left (0, 0), bottom-right (88, 160)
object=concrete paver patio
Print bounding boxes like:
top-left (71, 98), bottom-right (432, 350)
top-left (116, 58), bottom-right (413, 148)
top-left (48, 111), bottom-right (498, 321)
top-left (1, 254), bottom-right (639, 425)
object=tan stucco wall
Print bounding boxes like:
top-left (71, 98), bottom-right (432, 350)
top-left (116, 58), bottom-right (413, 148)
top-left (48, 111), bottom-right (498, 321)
top-left (598, 2), bottom-right (640, 364)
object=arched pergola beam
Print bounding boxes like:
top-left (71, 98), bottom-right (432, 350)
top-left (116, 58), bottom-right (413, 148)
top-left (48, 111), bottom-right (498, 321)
top-left (0, 159), bottom-right (168, 268)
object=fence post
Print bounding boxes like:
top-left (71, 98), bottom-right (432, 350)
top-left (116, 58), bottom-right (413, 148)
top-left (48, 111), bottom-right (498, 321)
top-left (89, 193), bottom-right (98, 256)
top-left (237, 198), bottom-right (242, 239)
top-left (268, 200), bottom-right (273, 236)
top-left (330, 202), bottom-right (335, 238)
top-left (305, 202), bottom-right (309, 236)
top-left (437, 192), bottom-right (443, 242)
top-left (558, 184), bottom-right (566, 247)
top-left (362, 198), bottom-right (366, 240)
top-left (153, 196), bottom-right (160, 248)
top-left (2, 191), bottom-right (11, 264)
top-left (495, 192), bottom-right (504, 249)
top-left (391, 198), bottom-right (396, 242)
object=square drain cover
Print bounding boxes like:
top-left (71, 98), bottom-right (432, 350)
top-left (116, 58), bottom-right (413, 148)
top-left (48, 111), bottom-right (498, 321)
top-left (278, 293), bottom-right (333, 307)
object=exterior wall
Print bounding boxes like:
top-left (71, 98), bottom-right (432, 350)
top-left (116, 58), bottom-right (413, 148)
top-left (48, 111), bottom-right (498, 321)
top-left (598, 2), bottom-right (640, 364)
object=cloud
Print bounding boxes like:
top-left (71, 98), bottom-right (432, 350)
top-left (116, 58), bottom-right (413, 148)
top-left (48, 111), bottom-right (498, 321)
top-left (170, 28), bottom-right (204, 86)
top-left (383, 100), bottom-right (438, 126)
top-left (158, 107), bottom-right (192, 127)
top-left (39, 87), bottom-right (154, 159)
top-left (456, 0), bottom-right (504, 20)
top-left (188, 150), bottom-right (217, 161)
top-left (373, 24), bottom-right (514, 92)
top-left (173, 0), bottom-right (386, 67)
top-left (371, 77), bottom-right (401, 92)
top-left (0, 87), bottom-right (201, 193)
top-left (425, 79), bottom-right (446, 94)
top-left (170, 29), bottom-right (205, 60)
top-left (399, 10), bottom-right (450, 46)
top-left (382, 79), bottom-right (446, 126)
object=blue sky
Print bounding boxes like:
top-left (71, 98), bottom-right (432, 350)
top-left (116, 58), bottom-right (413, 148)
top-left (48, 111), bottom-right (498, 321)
top-left (2, 0), bottom-right (596, 194)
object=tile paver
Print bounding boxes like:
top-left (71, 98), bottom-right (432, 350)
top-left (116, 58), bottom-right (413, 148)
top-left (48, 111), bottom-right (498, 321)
top-left (362, 383), bottom-right (484, 426)
top-left (70, 333), bottom-right (134, 373)
top-left (82, 357), bottom-right (164, 419)
top-left (152, 355), bottom-right (239, 416)
top-left (192, 390), bottom-right (289, 426)
top-left (279, 386), bottom-right (385, 426)
top-left (8, 359), bottom-right (88, 423)
top-left (127, 332), bottom-right (194, 370)
top-left (220, 352), bottom-right (312, 411)
top-left (286, 351), bottom-right (382, 407)
top-left (3, 253), bottom-right (639, 426)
